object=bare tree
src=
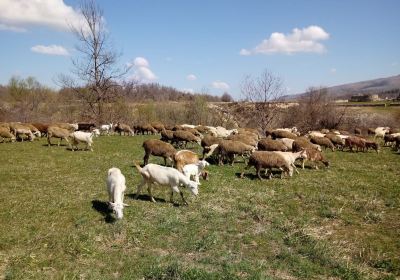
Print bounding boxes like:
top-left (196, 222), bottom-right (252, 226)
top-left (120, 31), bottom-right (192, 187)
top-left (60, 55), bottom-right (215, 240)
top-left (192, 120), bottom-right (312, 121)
top-left (60, 0), bottom-right (129, 123)
top-left (240, 69), bottom-right (285, 131)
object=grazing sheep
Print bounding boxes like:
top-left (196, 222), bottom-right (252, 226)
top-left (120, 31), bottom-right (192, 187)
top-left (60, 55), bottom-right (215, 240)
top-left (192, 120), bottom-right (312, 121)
top-left (143, 139), bottom-right (177, 166)
top-left (307, 131), bottom-right (326, 138)
top-left (216, 140), bottom-right (256, 166)
top-left (195, 125), bottom-right (211, 134)
top-left (258, 138), bottom-right (288, 152)
top-left (0, 127), bottom-right (16, 143)
top-left (302, 148), bottom-right (330, 169)
top-left (395, 136), bottom-right (400, 152)
top-left (384, 134), bottom-right (396, 147)
top-left (23, 123), bottom-right (41, 138)
top-left (292, 137), bottom-right (321, 152)
top-left (31, 123), bottom-right (49, 137)
top-left (320, 129), bottom-right (330, 134)
top-left (310, 136), bottom-right (335, 151)
top-left (324, 133), bottom-right (345, 149)
top-left (150, 122), bottom-right (165, 133)
top-left (47, 126), bottom-right (72, 148)
top-left (240, 151), bottom-right (292, 180)
top-left (106, 167), bottom-right (127, 219)
top-left (70, 131), bottom-right (95, 151)
top-left (271, 130), bottom-right (297, 140)
top-left (160, 129), bottom-right (174, 143)
top-left (133, 162), bottom-right (198, 205)
top-left (174, 150), bottom-right (199, 172)
top-left (171, 130), bottom-right (201, 148)
top-left (182, 160), bottom-right (210, 185)
top-left (140, 124), bottom-right (157, 135)
top-left (181, 127), bottom-right (203, 138)
top-left (277, 138), bottom-right (295, 151)
top-left (201, 135), bottom-right (222, 160)
top-left (52, 123), bottom-right (77, 132)
top-left (114, 122), bottom-right (134, 136)
top-left (374, 127), bottom-right (390, 140)
top-left (364, 140), bottom-right (380, 153)
top-left (78, 123), bottom-right (96, 132)
top-left (227, 133), bottom-right (258, 147)
top-left (15, 128), bottom-right (35, 142)
top-left (343, 136), bottom-right (366, 152)
top-left (214, 126), bottom-right (237, 138)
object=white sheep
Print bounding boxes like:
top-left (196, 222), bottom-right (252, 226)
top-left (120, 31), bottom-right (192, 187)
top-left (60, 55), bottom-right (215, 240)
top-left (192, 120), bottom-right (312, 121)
top-left (307, 131), bottom-right (326, 138)
top-left (182, 160), bottom-right (210, 185)
top-left (106, 167), bottom-right (127, 219)
top-left (374, 127), bottom-right (390, 140)
top-left (70, 131), bottom-right (94, 151)
top-left (134, 162), bottom-right (199, 205)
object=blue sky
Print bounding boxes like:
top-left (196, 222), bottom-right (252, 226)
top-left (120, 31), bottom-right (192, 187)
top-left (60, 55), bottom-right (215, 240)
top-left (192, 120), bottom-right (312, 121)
top-left (0, 0), bottom-right (399, 99)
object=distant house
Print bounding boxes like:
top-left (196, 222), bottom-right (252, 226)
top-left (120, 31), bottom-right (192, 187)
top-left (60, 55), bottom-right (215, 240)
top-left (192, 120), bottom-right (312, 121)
top-left (350, 94), bottom-right (379, 102)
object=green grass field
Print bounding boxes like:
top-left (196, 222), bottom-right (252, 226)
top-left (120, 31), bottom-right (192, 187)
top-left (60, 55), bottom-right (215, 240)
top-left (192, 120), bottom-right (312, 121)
top-left (0, 135), bottom-right (399, 279)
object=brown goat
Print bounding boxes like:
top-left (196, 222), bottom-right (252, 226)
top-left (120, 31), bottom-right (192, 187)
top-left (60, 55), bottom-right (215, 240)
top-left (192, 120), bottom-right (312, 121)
top-left (343, 136), bottom-right (366, 152)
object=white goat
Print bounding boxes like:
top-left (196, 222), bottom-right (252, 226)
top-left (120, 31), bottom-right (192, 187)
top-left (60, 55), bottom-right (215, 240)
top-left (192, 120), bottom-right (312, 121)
top-left (92, 128), bottom-right (100, 137)
top-left (100, 123), bottom-right (113, 135)
top-left (182, 160), bottom-right (210, 185)
top-left (106, 167), bottom-right (127, 219)
top-left (134, 162), bottom-right (199, 205)
top-left (273, 150), bottom-right (307, 175)
top-left (307, 131), bottom-right (326, 138)
top-left (70, 131), bottom-right (94, 151)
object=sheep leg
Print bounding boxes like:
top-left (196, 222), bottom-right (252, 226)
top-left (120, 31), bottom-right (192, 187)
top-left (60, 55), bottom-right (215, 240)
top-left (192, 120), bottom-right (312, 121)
top-left (170, 190), bottom-right (174, 203)
top-left (240, 164), bottom-right (251, 178)
top-left (301, 159), bottom-right (305, 169)
top-left (47, 136), bottom-right (52, 147)
top-left (257, 167), bottom-right (263, 180)
top-left (143, 153), bottom-right (149, 166)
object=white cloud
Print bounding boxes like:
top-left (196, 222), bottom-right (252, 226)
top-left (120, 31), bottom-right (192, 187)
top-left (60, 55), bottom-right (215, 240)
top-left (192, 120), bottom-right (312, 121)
top-left (330, 68), bottom-right (337, 74)
top-left (186, 74), bottom-right (197, 81)
top-left (212, 81), bottom-right (230, 90)
top-left (128, 57), bottom-right (157, 82)
top-left (0, 0), bottom-right (86, 32)
top-left (0, 23), bottom-right (26, 32)
top-left (133, 57), bottom-right (149, 67)
top-left (240, 25), bottom-right (329, 55)
top-left (31, 44), bottom-right (70, 56)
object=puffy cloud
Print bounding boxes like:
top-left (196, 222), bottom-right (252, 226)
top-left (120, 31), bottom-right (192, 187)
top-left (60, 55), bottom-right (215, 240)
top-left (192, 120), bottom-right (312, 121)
top-left (133, 57), bottom-right (149, 67)
top-left (186, 74), bottom-right (197, 81)
top-left (128, 57), bottom-right (157, 82)
top-left (240, 25), bottom-right (329, 55)
top-left (31, 44), bottom-right (70, 56)
top-left (0, 0), bottom-right (86, 32)
top-left (212, 81), bottom-right (230, 90)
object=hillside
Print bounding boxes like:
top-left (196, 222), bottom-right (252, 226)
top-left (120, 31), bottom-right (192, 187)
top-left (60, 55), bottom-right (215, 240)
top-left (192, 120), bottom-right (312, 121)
top-left (284, 74), bottom-right (400, 100)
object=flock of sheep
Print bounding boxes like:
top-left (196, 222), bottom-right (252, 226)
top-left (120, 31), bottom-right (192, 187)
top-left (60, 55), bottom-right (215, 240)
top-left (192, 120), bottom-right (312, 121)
top-left (1, 120), bottom-right (399, 220)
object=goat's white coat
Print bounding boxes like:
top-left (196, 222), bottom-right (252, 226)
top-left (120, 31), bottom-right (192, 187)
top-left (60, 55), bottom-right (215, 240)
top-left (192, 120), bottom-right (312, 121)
top-left (135, 163), bottom-right (199, 204)
top-left (100, 123), bottom-right (113, 135)
top-left (71, 131), bottom-right (94, 151)
top-left (106, 167), bottom-right (127, 219)
top-left (182, 160), bottom-right (210, 185)
top-left (273, 150), bottom-right (307, 176)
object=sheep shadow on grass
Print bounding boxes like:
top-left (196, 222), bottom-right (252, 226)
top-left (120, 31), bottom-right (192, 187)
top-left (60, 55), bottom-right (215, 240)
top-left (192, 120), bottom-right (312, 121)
top-left (127, 193), bottom-right (167, 203)
top-left (91, 199), bottom-right (116, 223)
top-left (235, 170), bottom-right (288, 180)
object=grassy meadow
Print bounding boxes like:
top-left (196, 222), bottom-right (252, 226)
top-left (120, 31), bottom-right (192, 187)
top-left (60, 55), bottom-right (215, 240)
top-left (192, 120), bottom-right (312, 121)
top-left (0, 135), bottom-right (399, 279)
